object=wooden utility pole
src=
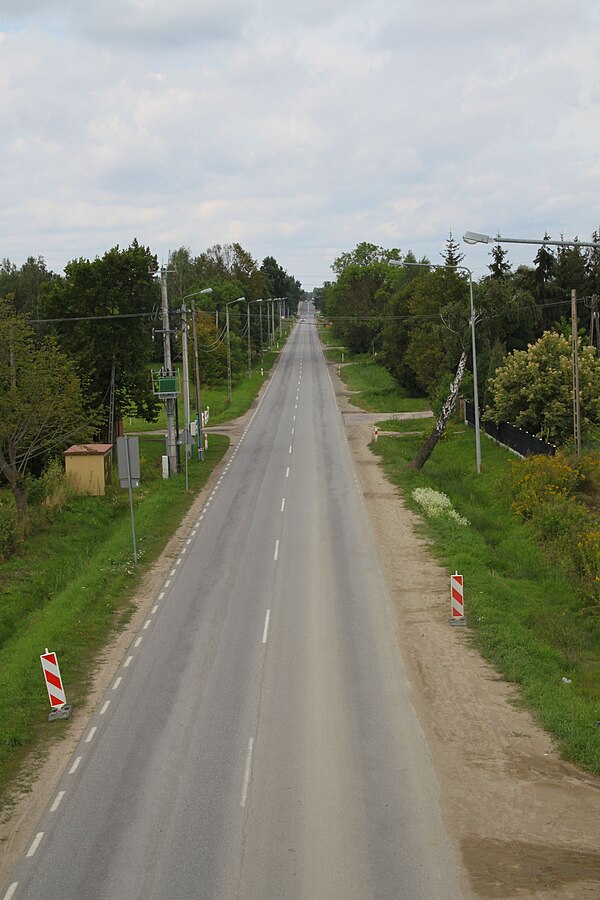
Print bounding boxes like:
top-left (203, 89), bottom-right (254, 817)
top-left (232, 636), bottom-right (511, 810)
top-left (572, 288), bottom-right (581, 457)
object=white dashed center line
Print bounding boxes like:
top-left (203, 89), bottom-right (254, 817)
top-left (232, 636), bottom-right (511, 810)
top-left (50, 791), bottom-right (65, 813)
top-left (26, 833), bottom-right (44, 858)
top-left (262, 609), bottom-right (271, 644)
top-left (274, 540), bottom-right (279, 561)
top-left (68, 756), bottom-right (82, 775)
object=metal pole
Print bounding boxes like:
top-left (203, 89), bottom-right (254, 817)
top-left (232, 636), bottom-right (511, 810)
top-left (181, 304), bottom-right (191, 463)
top-left (191, 298), bottom-right (203, 460)
top-left (226, 303), bottom-right (232, 404)
top-left (572, 289), bottom-right (582, 456)
top-left (468, 272), bottom-right (482, 474)
top-left (124, 436), bottom-right (138, 564)
top-left (259, 303), bottom-right (263, 362)
top-left (247, 303), bottom-right (252, 378)
top-left (160, 266), bottom-right (177, 477)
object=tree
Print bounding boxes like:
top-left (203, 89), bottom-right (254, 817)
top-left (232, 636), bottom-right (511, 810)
top-left (488, 244), bottom-right (511, 280)
top-left (532, 235), bottom-right (562, 328)
top-left (441, 231), bottom-right (464, 267)
top-left (486, 330), bottom-right (600, 444)
top-left (40, 241), bottom-right (161, 438)
top-left (0, 298), bottom-right (92, 517)
top-left (0, 256), bottom-right (56, 318)
top-left (410, 351), bottom-right (468, 470)
top-left (260, 256), bottom-right (304, 315)
top-left (331, 242), bottom-right (401, 275)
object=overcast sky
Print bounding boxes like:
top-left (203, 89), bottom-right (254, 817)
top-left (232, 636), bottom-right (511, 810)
top-left (1, 0), bottom-right (599, 288)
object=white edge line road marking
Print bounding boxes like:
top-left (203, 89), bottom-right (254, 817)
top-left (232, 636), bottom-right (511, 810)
top-left (100, 701), bottom-right (110, 715)
top-left (262, 609), bottom-right (271, 644)
top-left (85, 726), bottom-right (97, 743)
top-left (175, 558), bottom-right (182, 566)
top-left (240, 738), bottom-right (255, 808)
top-left (158, 592), bottom-right (165, 600)
top-left (170, 569), bottom-right (176, 576)
top-left (181, 547), bottom-right (187, 555)
top-left (143, 620), bottom-right (151, 630)
top-left (113, 677), bottom-right (122, 690)
top-left (152, 604), bottom-right (158, 614)
top-left (286, 467), bottom-right (290, 478)
top-left (165, 579), bottom-right (171, 587)
top-left (26, 833), bottom-right (44, 858)
top-left (4, 882), bottom-right (19, 900)
top-left (50, 791), bottom-right (65, 813)
top-left (274, 540), bottom-right (279, 561)
top-left (289, 445), bottom-right (292, 454)
top-left (134, 637), bottom-right (143, 647)
top-left (68, 756), bottom-right (82, 774)
top-left (281, 498), bottom-right (285, 512)
top-left (124, 656), bottom-right (133, 668)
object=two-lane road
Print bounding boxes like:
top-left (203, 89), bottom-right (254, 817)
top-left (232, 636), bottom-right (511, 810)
top-left (3, 302), bottom-right (463, 899)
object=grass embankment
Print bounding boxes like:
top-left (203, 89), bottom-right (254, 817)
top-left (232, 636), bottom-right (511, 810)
top-left (0, 436), bottom-right (228, 804)
top-left (319, 334), bottom-right (430, 414)
top-left (373, 418), bottom-right (600, 774)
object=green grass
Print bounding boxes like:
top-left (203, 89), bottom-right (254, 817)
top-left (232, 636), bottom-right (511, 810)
top-left (371, 423), bottom-right (600, 774)
top-left (339, 360), bottom-right (431, 413)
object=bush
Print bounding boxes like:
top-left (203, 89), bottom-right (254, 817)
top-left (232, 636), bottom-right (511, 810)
top-left (0, 506), bottom-right (18, 560)
top-left (505, 453), bottom-right (600, 610)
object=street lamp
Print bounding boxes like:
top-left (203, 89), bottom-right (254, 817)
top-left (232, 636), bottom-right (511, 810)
top-left (389, 260), bottom-right (481, 474)
top-left (226, 296), bottom-right (245, 404)
top-left (463, 231), bottom-right (599, 249)
top-left (247, 299), bottom-right (263, 377)
top-left (182, 288), bottom-right (212, 461)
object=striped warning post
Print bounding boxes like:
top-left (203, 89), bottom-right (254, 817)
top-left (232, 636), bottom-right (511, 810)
top-left (40, 650), bottom-right (67, 708)
top-left (450, 572), bottom-right (465, 623)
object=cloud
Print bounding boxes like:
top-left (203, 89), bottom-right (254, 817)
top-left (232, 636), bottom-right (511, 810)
top-left (1, 1), bottom-right (600, 286)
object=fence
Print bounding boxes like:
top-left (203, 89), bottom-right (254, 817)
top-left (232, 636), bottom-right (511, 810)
top-left (464, 400), bottom-right (556, 458)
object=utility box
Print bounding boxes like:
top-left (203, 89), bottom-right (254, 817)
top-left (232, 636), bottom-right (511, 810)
top-left (64, 444), bottom-right (113, 496)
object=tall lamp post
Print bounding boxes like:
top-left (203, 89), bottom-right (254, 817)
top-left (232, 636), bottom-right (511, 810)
top-left (247, 299), bottom-right (263, 377)
top-left (226, 296), bottom-right (245, 404)
top-left (390, 260), bottom-right (481, 474)
top-left (182, 288), bottom-right (212, 461)
top-left (463, 230), bottom-right (600, 457)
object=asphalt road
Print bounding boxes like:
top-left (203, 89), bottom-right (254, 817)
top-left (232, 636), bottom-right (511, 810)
top-left (3, 302), bottom-right (463, 899)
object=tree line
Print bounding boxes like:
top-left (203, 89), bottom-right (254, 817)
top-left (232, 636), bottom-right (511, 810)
top-left (317, 234), bottom-right (600, 452)
top-left (0, 241), bottom-right (304, 517)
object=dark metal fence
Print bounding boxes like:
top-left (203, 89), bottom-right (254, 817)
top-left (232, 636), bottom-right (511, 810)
top-left (464, 400), bottom-right (556, 458)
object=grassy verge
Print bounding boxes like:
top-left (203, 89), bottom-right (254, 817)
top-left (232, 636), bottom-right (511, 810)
top-left (339, 357), bottom-right (430, 414)
top-left (371, 423), bottom-right (600, 774)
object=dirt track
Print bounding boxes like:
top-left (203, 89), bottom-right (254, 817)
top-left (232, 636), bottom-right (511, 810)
top-left (331, 364), bottom-right (600, 898)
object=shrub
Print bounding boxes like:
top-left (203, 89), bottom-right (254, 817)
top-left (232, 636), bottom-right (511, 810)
top-left (0, 506), bottom-right (18, 560)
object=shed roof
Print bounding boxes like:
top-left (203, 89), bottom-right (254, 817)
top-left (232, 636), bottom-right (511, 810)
top-left (64, 443), bottom-right (113, 456)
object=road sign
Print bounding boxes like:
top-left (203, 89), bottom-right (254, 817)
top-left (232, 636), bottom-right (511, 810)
top-left (450, 572), bottom-right (466, 625)
top-left (41, 650), bottom-right (67, 708)
top-left (178, 427), bottom-right (194, 447)
top-left (117, 435), bottom-right (140, 488)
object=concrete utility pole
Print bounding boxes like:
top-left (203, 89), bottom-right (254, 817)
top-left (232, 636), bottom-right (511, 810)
top-left (160, 265), bottom-right (178, 476)
top-left (572, 289), bottom-right (582, 457)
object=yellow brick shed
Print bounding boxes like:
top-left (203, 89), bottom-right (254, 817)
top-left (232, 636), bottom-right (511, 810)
top-left (64, 444), bottom-right (113, 496)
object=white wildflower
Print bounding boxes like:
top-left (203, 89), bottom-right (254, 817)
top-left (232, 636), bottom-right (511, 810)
top-left (412, 487), bottom-right (469, 526)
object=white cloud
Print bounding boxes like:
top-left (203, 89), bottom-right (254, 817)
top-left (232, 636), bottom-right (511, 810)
top-left (0, 1), bottom-right (599, 286)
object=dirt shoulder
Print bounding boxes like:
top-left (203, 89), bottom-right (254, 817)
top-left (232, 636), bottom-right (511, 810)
top-left (331, 367), bottom-right (600, 898)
